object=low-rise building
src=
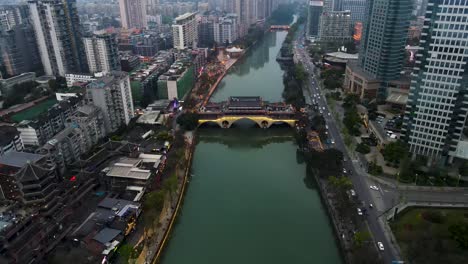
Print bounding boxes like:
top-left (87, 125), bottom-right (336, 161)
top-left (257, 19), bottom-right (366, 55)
top-left (157, 57), bottom-right (195, 100)
top-left (103, 157), bottom-right (155, 192)
top-left (322, 52), bottom-right (358, 69)
top-left (65, 73), bottom-right (96, 87)
top-left (129, 51), bottom-right (174, 105)
top-left (343, 62), bottom-right (380, 100)
top-left (120, 53), bottom-right (141, 72)
top-left (16, 96), bottom-right (83, 146)
top-left (0, 152), bottom-right (58, 206)
top-left (0, 72), bottom-right (36, 90)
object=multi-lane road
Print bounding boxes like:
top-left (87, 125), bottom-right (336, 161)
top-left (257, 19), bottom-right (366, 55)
top-left (293, 35), bottom-right (401, 263)
top-left (294, 32), bottom-right (468, 264)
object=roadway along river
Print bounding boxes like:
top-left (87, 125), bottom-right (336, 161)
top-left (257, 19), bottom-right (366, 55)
top-left (161, 31), bottom-right (342, 264)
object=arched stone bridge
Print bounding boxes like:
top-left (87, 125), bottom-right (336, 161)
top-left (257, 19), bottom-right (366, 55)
top-left (198, 96), bottom-right (298, 128)
top-left (198, 115), bottom-right (297, 128)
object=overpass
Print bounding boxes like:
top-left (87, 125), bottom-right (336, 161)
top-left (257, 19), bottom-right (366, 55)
top-left (198, 96), bottom-right (297, 128)
top-left (270, 25), bottom-right (291, 31)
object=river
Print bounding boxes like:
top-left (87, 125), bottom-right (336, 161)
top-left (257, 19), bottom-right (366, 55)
top-left (161, 30), bottom-right (342, 264)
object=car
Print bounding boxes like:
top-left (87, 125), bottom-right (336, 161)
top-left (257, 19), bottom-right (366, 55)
top-left (343, 168), bottom-right (347, 174)
top-left (370, 185), bottom-right (379, 191)
top-left (357, 208), bottom-right (363, 215)
top-left (350, 189), bottom-right (356, 196)
top-left (331, 139), bottom-right (335, 144)
top-left (369, 203), bottom-right (373, 208)
top-left (328, 112), bottom-right (331, 116)
top-left (377, 242), bottom-right (384, 251)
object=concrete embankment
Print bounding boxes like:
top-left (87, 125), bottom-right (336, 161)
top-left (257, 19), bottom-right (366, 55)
top-left (151, 135), bottom-right (196, 263)
top-left (313, 172), bottom-right (350, 264)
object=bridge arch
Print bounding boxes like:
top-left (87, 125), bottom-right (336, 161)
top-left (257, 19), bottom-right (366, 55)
top-left (198, 116), bottom-right (296, 129)
top-left (198, 120), bottom-right (222, 128)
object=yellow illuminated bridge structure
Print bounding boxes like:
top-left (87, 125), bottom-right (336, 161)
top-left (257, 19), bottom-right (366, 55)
top-left (198, 96), bottom-right (298, 128)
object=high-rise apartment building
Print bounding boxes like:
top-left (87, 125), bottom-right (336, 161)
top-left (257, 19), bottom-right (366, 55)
top-left (306, 0), bottom-right (324, 39)
top-left (119, 0), bottom-right (147, 29)
top-left (198, 16), bottom-right (215, 48)
top-left (172, 12), bottom-right (198, 50)
top-left (323, 0), bottom-right (334, 12)
top-left (0, 5), bottom-right (27, 31)
top-left (147, 0), bottom-right (159, 16)
top-left (0, 5), bottom-right (41, 77)
top-left (83, 31), bottom-right (121, 74)
top-left (341, 0), bottom-right (367, 26)
top-left (214, 17), bottom-right (237, 45)
top-left (28, 0), bottom-right (87, 76)
top-left (319, 10), bottom-right (351, 43)
top-left (86, 71), bottom-right (134, 133)
top-left (343, 0), bottom-right (412, 99)
top-left (403, 0), bottom-right (468, 165)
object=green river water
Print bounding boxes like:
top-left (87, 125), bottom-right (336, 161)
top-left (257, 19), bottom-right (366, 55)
top-left (161, 30), bottom-right (342, 264)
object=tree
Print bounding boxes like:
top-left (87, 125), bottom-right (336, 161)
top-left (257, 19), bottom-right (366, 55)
top-left (328, 175), bottom-right (352, 191)
top-left (294, 129), bottom-right (308, 149)
top-left (118, 244), bottom-right (137, 263)
top-left (368, 161), bottom-right (383, 176)
top-left (382, 141), bottom-right (407, 164)
top-left (355, 143), bottom-right (370, 154)
top-left (156, 131), bottom-right (173, 142)
top-left (353, 231), bottom-right (371, 248)
top-left (459, 161), bottom-right (468, 176)
top-left (449, 222), bottom-right (468, 250)
top-left (143, 190), bottom-right (165, 213)
top-left (176, 113), bottom-right (200, 131)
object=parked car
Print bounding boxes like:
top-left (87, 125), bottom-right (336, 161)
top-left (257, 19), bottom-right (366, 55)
top-left (370, 185), bottom-right (379, 191)
top-left (357, 208), bottom-right (363, 215)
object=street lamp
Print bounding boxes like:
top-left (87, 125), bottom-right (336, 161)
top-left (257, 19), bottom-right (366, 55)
top-left (457, 174), bottom-right (461, 187)
top-left (414, 173), bottom-right (418, 185)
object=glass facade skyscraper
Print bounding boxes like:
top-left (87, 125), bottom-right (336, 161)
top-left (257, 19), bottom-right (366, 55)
top-left (359, 0), bottom-right (412, 97)
top-left (307, 0), bottom-right (324, 39)
top-left (403, 0), bottom-right (468, 165)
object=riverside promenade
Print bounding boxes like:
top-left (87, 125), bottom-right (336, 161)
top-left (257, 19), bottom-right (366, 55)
top-left (137, 132), bottom-right (195, 264)
top-left (201, 49), bottom-right (244, 106)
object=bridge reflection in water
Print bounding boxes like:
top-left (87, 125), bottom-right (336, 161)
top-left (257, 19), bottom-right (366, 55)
top-left (198, 96), bottom-right (297, 128)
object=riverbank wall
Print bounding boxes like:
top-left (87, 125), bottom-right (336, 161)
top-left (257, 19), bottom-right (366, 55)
top-left (313, 172), bottom-right (351, 264)
top-left (152, 135), bottom-right (196, 263)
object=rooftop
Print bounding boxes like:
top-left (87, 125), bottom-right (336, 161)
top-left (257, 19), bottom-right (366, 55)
top-left (136, 111), bottom-right (161, 125)
top-left (175, 12), bottom-right (197, 22)
top-left (325, 52), bottom-right (358, 60)
top-left (0, 151), bottom-right (45, 168)
top-left (105, 158), bottom-right (152, 180)
top-left (386, 92), bottom-right (408, 106)
top-left (93, 228), bottom-right (121, 244)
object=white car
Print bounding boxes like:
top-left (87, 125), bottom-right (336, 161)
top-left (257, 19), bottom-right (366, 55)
top-left (350, 189), bottom-right (356, 196)
top-left (370, 185), bottom-right (379, 191)
top-left (377, 242), bottom-right (384, 251)
top-left (343, 168), bottom-right (347, 174)
top-left (357, 208), bottom-right (363, 215)
top-left (331, 139), bottom-right (335, 144)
